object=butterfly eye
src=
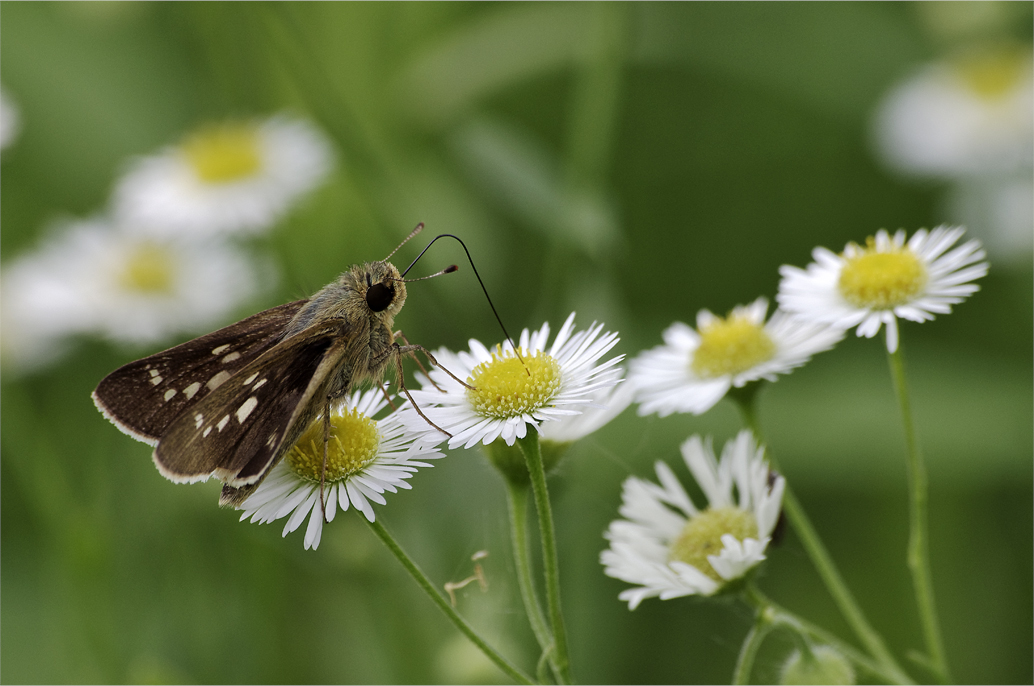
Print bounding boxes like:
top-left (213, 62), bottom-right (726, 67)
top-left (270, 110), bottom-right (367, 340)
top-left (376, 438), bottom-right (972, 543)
top-left (366, 282), bottom-right (394, 312)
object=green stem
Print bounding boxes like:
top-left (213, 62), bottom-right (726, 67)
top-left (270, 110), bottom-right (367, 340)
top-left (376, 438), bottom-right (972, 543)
top-left (733, 599), bottom-right (775, 685)
top-left (516, 433), bottom-right (573, 684)
top-left (733, 388), bottom-right (912, 685)
top-left (363, 516), bottom-right (534, 685)
top-left (887, 342), bottom-right (951, 684)
top-left (746, 585), bottom-right (913, 685)
top-left (505, 480), bottom-right (561, 682)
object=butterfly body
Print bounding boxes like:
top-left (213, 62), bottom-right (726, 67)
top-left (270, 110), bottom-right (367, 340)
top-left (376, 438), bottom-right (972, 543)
top-left (93, 260), bottom-right (408, 508)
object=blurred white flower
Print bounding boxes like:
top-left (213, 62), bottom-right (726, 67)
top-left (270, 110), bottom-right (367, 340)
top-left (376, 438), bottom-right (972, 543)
top-left (0, 86), bottom-right (20, 151)
top-left (630, 298), bottom-right (843, 417)
top-left (872, 48), bottom-right (1033, 262)
top-left (238, 387), bottom-right (443, 550)
top-left (601, 431), bottom-right (784, 609)
top-left (778, 226), bottom-right (988, 353)
top-left (1, 217), bottom-right (263, 370)
top-left (873, 48), bottom-right (1032, 178)
top-left (113, 116), bottom-right (334, 238)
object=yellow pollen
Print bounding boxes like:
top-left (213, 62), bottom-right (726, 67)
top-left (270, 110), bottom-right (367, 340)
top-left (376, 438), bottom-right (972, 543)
top-left (953, 49), bottom-right (1029, 100)
top-left (838, 237), bottom-right (927, 310)
top-left (691, 314), bottom-right (775, 379)
top-left (285, 409), bottom-right (380, 483)
top-left (466, 347), bottom-right (562, 419)
top-left (119, 243), bottom-right (175, 294)
top-left (669, 506), bottom-right (758, 583)
top-left (181, 123), bottom-right (263, 184)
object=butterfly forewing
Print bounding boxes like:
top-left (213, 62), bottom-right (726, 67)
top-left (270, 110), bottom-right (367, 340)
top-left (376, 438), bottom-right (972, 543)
top-left (152, 321), bottom-right (353, 493)
top-left (92, 300), bottom-right (308, 444)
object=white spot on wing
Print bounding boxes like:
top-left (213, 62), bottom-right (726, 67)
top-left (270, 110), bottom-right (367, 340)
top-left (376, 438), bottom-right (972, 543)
top-left (203, 426), bottom-right (213, 437)
top-left (212, 344), bottom-right (230, 355)
top-left (184, 382), bottom-right (202, 400)
top-left (253, 378), bottom-right (268, 390)
top-left (236, 397), bottom-right (258, 423)
top-left (149, 369), bottom-right (160, 377)
top-left (217, 415), bottom-right (230, 432)
top-left (243, 373), bottom-right (258, 385)
top-left (149, 376), bottom-right (163, 385)
top-left (164, 388), bottom-right (177, 402)
top-left (207, 370), bottom-right (231, 391)
top-left (222, 351), bottom-right (242, 363)
top-left (194, 413), bottom-right (204, 429)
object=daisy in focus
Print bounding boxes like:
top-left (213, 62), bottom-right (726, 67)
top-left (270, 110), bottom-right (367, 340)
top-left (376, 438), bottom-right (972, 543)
top-left (113, 116), bottom-right (334, 238)
top-left (537, 370), bottom-right (634, 446)
top-left (404, 313), bottom-right (623, 450)
top-left (1, 217), bottom-right (261, 371)
top-left (238, 387), bottom-right (443, 550)
top-left (601, 430), bottom-right (784, 609)
top-left (777, 226), bottom-right (989, 353)
top-left (630, 298), bottom-right (844, 417)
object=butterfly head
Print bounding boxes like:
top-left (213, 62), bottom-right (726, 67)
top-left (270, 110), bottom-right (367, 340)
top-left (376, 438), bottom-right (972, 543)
top-left (359, 261), bottom-right (407, 319)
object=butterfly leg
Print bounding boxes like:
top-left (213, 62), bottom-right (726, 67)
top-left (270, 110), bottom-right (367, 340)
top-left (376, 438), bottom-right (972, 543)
top-left (319, 399), bottom-right (330, 520)
top-left (394, 331), bottom-right (445, 392)
top-left (396, 341), bottom-right (476, 391)
top-left (385, 343), bottom-right (453, 438)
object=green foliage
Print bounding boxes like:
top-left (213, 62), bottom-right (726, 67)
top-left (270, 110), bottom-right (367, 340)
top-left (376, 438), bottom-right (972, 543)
top-left (2, 3), bottom-right (1030, 684)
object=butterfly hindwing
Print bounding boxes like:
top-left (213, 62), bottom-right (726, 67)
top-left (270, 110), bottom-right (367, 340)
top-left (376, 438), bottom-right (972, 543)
top-left (92, 300), bottom-right (308, 445)
top-left (152, 320), bottom-right (354, 493)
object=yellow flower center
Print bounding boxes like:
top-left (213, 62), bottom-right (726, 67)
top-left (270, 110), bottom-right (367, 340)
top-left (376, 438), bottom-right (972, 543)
top-left (466, 347), bottom-right (562, 419)
top-left (954, 48), bottom-right (1029, 100)
top-left (691, 314), bottom-right (776, 379)
top-left (669, 506), bottom-right (758, 583)
top-left (181, 123), bottom-right (263, 184)
top-left (838, 237), bottom-right (927, 310)
top-left (285, 409), bottom-right (380, 483)
top-left (119, 243), bottom-right (175, 294)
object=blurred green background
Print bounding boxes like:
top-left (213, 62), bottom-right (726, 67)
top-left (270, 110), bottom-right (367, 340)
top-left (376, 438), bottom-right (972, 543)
top-left (2, 3), bottom-right (1031, 684)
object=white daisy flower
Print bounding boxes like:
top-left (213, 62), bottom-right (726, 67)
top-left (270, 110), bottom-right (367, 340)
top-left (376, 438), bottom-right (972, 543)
top-left (238, 387), bottom-right (443, 550)
top-left (777, 226), bottom-right (989, 353)
top-left (404, 313), bottom-right (623, 450)
top-left (2, 217), bottom-right (262, 370)
top-left (601, 430), bottom-right (784, 609)
top-left (538, 372), bottom-right (634, 445)
top-left (873, 48), bottom-right (1032, 179)
top-left (113, 116), bottom-right (334, 238)
top-left (630, 298), bottom-right (844, 417)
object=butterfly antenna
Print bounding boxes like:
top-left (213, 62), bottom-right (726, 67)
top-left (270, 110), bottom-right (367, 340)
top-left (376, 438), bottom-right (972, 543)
top-left (402, 234), bottom-right (526, 370)
top-left (382, 222), bottom-right (425, 263)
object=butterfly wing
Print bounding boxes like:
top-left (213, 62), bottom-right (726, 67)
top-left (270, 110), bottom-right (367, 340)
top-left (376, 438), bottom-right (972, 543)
top-left (152, 319), bottom-right (355, 506)
top-left (92, 300), bottom-right (308, 445)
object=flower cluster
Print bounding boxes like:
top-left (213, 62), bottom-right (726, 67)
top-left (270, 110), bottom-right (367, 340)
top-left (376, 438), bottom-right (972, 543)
top-left (606, 224), bottom-right (987, 608)
top-left (2, 114), bottom-right (334, 371)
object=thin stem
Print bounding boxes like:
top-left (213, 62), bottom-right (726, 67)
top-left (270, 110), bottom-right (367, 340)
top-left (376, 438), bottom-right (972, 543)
top-left (516, 432), bottom-right (573, 684)
top-left (746, 585), bottom-right (914, 685)
top-left (363, 516), bottom-right (535, 685)
top-left (887, 342), bottom-right (951, 684)
top-left (733, 600), bottom-right (775, 685)
top-left (505, 480), bottom-right (561, 682)
top-left (734, 389), bottom-right (912, 685)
